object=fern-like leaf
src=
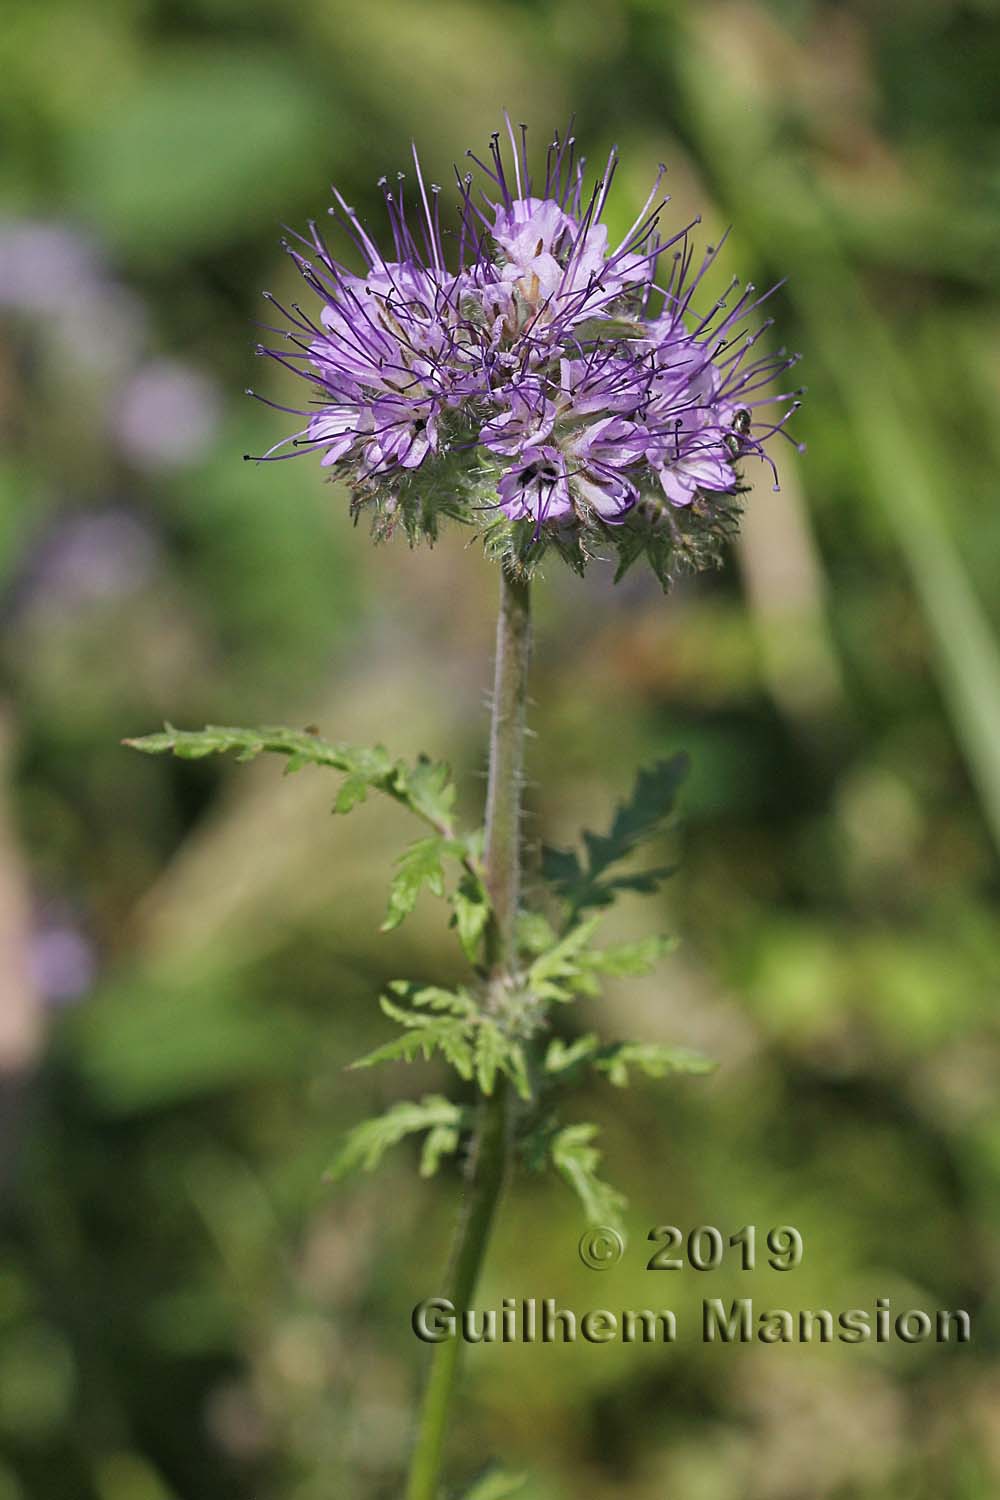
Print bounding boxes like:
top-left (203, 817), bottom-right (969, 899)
top-left (420, 1122), bottom-right (462, 1178)
top-left (367, 997), bottom-right (475, 1080)
top-left (451, 871), bottom-right (491, 964)
top-left (541, 755), bottom-right (688, 919)
top-left (594, 1042), bottom-right (716, 1087)
top-left (544, 1034), bottom-right (601, 1075)
top-left (382, 836), bottom-right (448, 931)
top-left (384, 980), bottom-right (477, 1017)
top-left (581, 933), bottom-right (677, 977)
top-left (325, 1096), bottom-right (466, 1180)
top-left (527, 916), bottom-right (602, 1003)
top-left (474, 1017), bottom-right (507, 1096)
top-left (348, 1029), bottom-right (444, 1071)
top-left (124, 723), bottom-right (466, 844)
top-left (550, 1123), bottom-right (627, 1227)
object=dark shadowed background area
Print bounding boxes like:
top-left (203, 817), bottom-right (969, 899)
top-left (1, 1), bottom-right (999, 1496)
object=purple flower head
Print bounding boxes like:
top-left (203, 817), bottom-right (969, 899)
top-left (250, 118), bottom-right (804, 587)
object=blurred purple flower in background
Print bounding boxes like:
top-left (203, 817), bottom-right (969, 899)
top-left (0, 220), bottom-right (221, 470)
top-left (0, 222), bottom-right (107, 315)
top-left (29, 915), bottom-right (97, 1007)
top-left (0, 220), bottom-right (147, 374)
top-left (4, 509), bottom-right (162, 626)
top-left (0, 221), bottom-right (222, 625)
top-left (114, 359), bottom-right (222, 471)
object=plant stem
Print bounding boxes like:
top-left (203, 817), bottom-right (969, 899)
top-left (483, 565), bottom-right (532, 975)
top-left (402, 1083), bottom-right (510, 1500)
top-left (404, 565), bottom-right (531, 1500)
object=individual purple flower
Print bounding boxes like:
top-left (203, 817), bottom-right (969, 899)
top-left (562, 415), bottom-right (646, 522)
top-left (250, 118), bottom-right (803, 586)
top-left (497, 445), bottom-right (574, 526)
top-left (479, 377), bottom-right (556, 456)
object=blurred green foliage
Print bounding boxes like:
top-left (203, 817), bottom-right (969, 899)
top-left (1, 0), bottom-right (999, 1497)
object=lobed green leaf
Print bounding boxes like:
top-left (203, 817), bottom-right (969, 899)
top-left (543, 1030), bottom-right (712, 1092)
top-left (381, 836), bottom-right (448, 932)
top-left (474, 1017), bottom-right (507, 1096)
top-left (541, 755), bottom-right (688, 919)
top-left (348, 1029), bottom-right (444, 1071)
top-left (350, 987), bottom-right (477, 1078)
top-left (372, 998), bottom-right (475, 1078)
top-left (124, 723), bottom-right (465, 843)
top-left (502, 1040), bottom-right (532, 1102)
top-left (420, 1122), bottom-right (463, 1178)
top-left (593, 1042), bottom-right (716, 1088)
top-left (394, 754), bottom-right (457, 829)
top-left (515, 909), bottom-right (559, 958)
top-left (550, 1123), bottom-right (627, 1228)
top-left (526, 915), bottom-right (603, 1003)
top-left (325, 1096), bottom-right (466, 1180)
top-left (544, 1034), bottom-right (601, 1075)
top-left (581, 933), bottom-right (678, 977)
top-left (451, 872), bottom-right (491, 964)
top-left (384, 980), bottom-right (477, 1017)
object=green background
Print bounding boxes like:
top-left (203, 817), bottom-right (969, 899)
top-left (1, 0), bottom-right (999, 1496)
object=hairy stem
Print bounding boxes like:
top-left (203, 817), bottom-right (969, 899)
top-left (404, 565), bottom-right (531, 1500)
top-left (483, 566), bottom-right (532, 975)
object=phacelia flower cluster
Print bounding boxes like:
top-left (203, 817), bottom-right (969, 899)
top-left (250, 120), bottom-right (803, 585)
